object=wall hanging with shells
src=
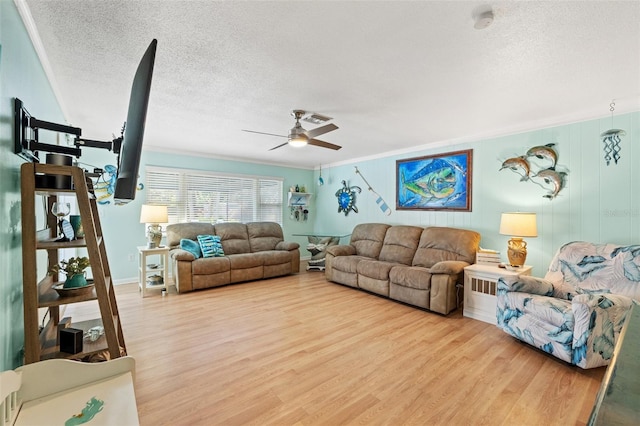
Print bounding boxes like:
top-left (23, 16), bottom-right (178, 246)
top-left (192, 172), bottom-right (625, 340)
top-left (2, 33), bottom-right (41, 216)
top-left (499, 144), bottom-right (568, 200)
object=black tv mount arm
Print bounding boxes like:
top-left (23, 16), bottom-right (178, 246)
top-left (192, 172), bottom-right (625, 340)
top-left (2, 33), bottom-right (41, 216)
top-left (14, 98), bottom-right (123, 163)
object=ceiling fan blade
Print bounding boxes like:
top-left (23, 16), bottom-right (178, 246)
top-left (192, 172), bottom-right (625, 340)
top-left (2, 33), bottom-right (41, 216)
top-left (242, 129), bottom-right (287, 138)
top-left (269, 142), bottom-right (290, 151)
top-left (308, 139), bottom-right (342, 150)
top-left (304, 123), bottom-right (338, 139)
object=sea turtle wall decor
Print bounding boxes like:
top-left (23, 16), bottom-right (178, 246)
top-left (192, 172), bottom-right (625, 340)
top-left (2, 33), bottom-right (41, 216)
top-left (335, 180), bottom-right (361, 216)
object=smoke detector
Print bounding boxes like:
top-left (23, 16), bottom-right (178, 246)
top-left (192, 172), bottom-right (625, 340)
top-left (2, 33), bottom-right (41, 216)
top-left (473, 8), bottom-right (494, 30)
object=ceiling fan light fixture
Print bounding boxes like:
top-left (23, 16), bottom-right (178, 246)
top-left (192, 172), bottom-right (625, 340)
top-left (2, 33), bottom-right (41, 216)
top-left (288, 136), bottom-right (308, 147)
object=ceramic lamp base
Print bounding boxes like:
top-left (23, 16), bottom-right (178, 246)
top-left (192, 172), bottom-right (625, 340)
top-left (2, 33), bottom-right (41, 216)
top-left (507, 237), bottom-right (528, 267)
top-left (147, 223), bottom-right (162, 248)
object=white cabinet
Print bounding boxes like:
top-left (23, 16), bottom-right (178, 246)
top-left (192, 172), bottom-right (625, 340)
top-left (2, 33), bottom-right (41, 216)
top-left (463, 264), bottom-right (532, 324)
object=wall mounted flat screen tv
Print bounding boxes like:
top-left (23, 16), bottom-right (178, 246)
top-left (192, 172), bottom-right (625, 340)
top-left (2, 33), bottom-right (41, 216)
top-left (113, 39), bottom-right (157, 205)
top-left (14, 39), bottom-right (157, 205)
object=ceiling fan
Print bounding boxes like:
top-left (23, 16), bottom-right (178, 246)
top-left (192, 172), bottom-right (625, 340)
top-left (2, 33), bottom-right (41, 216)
top-left (242, 110), bottom-right (341, 151)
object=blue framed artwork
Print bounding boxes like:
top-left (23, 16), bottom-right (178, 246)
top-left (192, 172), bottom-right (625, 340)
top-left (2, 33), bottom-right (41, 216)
top-left (396, 149), bottom-right (472, 211)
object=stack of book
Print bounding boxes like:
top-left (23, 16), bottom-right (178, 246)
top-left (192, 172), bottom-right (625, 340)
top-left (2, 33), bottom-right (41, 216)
top-left (476, 248), bottom-right (502, 265)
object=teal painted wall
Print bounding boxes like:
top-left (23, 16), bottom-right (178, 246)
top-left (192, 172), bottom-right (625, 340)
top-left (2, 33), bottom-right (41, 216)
top-left (0, 0), bottom-right (66, 370)
top-left (312, 111), bottom-right (640, 276)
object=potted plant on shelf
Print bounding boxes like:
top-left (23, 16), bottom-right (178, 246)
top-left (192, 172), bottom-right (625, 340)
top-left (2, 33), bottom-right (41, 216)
top-left (49, 256), bottom-right (91, 288)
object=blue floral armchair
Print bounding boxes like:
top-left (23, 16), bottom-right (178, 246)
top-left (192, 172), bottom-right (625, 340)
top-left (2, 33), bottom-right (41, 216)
top-left (496, 241), bottom-right (640, 369)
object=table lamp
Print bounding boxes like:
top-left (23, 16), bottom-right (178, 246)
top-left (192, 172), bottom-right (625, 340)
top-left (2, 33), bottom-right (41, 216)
top-left (140, 204), bottom-right (168, 248)
top-left (499, 212), bottom-right (537, 267)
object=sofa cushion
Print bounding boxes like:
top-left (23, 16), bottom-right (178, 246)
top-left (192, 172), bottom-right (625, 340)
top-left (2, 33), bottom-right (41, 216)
top-left (191, 257), bottom-right (230, 275)
top-left (255, 250), bottom-right (292, 266)
top-left (378, 225), bottom-right (423, 265)
top-left (332, 255), bottom-right (373, 274)
top-left (528, 295), bottom-right (573, 329)
top-left (389, 266), bottom-right (433, 290)
top-left (350, 223), bottom-right (391, 259)
top-left (180, 239), bottom-right (202, 259)
top-left (197, 235), bottom-right (225, 258)
top-left (215, 223), bottom-right (251, 254)
top-left (167, 222), bottom-right (215, 248)
top-left (247, 222), bottom-right (284, 252)
top-left (412, 227), bottom-right (480, 268)
top-left (227, 253), bottom-right (263, 270)
top-left (357, 259), bottom-right (401, 280)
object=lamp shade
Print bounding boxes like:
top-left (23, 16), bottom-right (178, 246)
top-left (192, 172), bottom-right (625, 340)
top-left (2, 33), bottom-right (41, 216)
top-left (140, 204), bottom-right (168, 224)
top-left (499, 212), bottom-right (537, 237)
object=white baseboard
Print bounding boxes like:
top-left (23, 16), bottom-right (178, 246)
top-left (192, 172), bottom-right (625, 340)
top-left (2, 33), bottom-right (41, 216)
top-left (113, 277), bottom-right (138, 285)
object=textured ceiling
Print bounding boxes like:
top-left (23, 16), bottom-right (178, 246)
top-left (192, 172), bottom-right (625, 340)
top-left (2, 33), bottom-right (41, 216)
top-left (21, 0), bottom-right (640, 169)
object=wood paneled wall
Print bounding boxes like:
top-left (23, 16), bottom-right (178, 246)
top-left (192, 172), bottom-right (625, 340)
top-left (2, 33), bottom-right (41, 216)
top-left (314, 111), bottom-right (639, 276)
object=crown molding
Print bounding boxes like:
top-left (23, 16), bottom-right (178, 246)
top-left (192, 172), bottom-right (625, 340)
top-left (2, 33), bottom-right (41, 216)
top-left (14, 0), bottom-right (68, 119)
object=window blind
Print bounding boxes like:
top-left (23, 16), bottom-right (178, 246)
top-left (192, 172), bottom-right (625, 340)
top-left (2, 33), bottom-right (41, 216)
top-left (145, 167), bottom-right (283, 225)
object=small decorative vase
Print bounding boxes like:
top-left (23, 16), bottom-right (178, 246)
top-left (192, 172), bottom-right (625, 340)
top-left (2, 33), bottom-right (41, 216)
top-left (69, 215), bottom-right (84, 238)
top-left (64, 273), bottom-right (87, 289)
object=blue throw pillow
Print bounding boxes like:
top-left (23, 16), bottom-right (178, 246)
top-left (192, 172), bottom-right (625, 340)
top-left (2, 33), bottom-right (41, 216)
top-left (197, 235), bottom-right (225, 258)
top-left (180, 239), bottom-right (202, 259)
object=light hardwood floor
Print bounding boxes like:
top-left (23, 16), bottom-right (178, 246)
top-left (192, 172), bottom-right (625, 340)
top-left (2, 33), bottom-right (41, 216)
top-left (68, 271), bottom-right (604, 425)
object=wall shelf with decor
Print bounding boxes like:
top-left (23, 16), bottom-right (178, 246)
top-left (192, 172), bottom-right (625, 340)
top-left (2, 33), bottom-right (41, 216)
top-left (287, 192), bottom-right (312, 222)
top-left (20, 162), bottom-right (126, 364)
top-left (287, 191), bottom-right (312, 206)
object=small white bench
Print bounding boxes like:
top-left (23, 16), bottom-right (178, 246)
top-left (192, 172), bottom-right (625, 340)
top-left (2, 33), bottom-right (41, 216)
top-left (1, 356), bottom-right (138, 426)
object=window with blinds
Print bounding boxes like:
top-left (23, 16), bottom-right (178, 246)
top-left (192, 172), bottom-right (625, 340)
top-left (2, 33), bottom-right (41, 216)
top-left (145, 167), bottom-right (283, 225)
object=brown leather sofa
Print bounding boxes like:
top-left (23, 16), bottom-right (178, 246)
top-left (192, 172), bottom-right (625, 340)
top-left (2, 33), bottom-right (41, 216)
top-left (325, 223), bottom-right (480, 314)
top-left (167, 222), bottom-right (300, 293)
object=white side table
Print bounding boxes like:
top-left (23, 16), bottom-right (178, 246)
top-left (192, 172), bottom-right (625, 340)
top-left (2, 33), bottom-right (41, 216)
top-left (463, 263), bottom-right (532, 324)
top-left (137, 246), bottom-right (170, 297)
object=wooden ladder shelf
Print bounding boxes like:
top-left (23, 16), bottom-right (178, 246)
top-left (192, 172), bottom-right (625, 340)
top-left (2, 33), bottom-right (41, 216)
top-left (20, 162), bottom-right (126, 364)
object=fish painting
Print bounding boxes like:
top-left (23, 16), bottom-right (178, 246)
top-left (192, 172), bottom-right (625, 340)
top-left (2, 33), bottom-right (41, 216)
top-left (527, 143), bottom-right (557, 168)
top-left (396, 150), bottom-right (471, 211)
top-left (535, 168), bottom-right (566, 199)
top-left (400, 158), bottom-right (456, 202)
top-left (499, 156), bottom-right (530, 181)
